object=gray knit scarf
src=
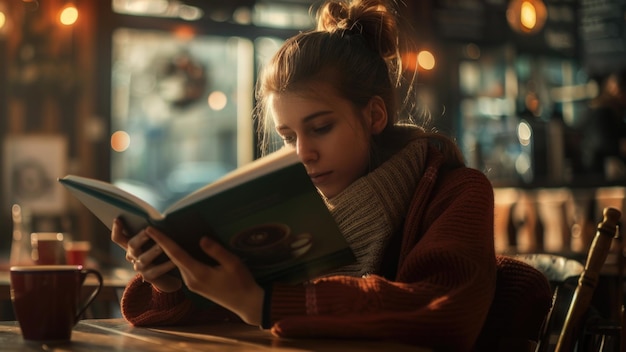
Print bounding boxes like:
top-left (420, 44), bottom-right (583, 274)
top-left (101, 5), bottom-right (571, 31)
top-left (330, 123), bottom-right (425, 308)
top-left (322, 139), bottom-right (428, 277)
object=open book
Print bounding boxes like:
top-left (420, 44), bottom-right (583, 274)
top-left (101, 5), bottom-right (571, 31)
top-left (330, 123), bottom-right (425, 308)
top-left (58, 148), bottom-right (355, 284)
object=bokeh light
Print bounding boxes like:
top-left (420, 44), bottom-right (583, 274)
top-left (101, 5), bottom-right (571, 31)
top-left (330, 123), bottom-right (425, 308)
top-left (0, 11), bottom-right (6, 30)
top-left (507, 0), bottom-right (547, 34)
top-left (417, 50), bottom-right (435, 71)
top-left (60, 5), bottom-right (78, 26)
top-left (111, 131), bottom-right (131, 152)
top-left (208, 91), bottom-right (227, 111)
top-left (520, 1), bottom-right (538, 30)
top-left (517, 121), bottom-right (532, 146)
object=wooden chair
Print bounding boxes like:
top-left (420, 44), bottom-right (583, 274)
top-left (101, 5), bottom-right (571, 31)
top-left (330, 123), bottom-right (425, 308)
top-left (511, 254), bottom-right (584, 352)
top-left (554, 207), bottom-right (623, 352)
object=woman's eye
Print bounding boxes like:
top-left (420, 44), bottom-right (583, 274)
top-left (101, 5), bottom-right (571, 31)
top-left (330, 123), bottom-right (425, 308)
top-left (313, 124), bottom-right (332, 134)
top-left (282, 135), bottom-right (296, 145)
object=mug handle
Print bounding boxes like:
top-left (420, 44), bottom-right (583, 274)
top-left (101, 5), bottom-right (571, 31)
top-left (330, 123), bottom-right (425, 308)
top-left (75, 268), bottom-right (103, 324)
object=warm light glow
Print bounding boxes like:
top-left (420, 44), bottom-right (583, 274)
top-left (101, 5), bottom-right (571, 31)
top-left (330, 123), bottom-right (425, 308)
top-left (208, 91), bottom-right (227, 111)
top-left (401, 52), bottom-right (418, 72)
top-left (60, 5), bottom-right (79, 26)
top-left (111, 131), bottom-right (131, 152)
top-left (507, 0), bottom-right (547, 35)
top-left (417, 50), bottom-right (435, 70)
top-left (174, 25), bottom-right (195, 40)
top-left (520, 2), bottom-right (537, 30)
top-left (0, 12), bottom-right (6, 30)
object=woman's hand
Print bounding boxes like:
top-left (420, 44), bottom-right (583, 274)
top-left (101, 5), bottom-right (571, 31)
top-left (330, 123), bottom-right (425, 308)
top-left (110, 218), bottom-right (182, 293)
top-left (144, 226), bottom-right (265, 326)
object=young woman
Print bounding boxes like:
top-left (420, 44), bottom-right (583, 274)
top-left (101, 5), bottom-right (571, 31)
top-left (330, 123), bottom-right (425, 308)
top-left (111, 0), bottom-right (528, 350)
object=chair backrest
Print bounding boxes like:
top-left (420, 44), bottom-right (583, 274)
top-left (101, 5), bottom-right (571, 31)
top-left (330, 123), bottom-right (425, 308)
top-left (473, 255), bottom-right (553, 352)
top-left (511, 254), bottom-right (584, 352)
top-left (554, 207), bottom-right (622, 352)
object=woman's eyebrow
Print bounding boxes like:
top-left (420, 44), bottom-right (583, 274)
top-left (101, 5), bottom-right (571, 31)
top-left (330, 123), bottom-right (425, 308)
top-left (302, 110), bottom-right (333, 123)
top-left (275, 110), bottom-right (333, 130)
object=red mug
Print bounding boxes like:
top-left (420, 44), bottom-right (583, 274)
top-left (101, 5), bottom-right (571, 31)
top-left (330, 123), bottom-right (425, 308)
top-left (64, 241), bottom-right (91, 266)
top-left (10, 265), bottom-right (103, 342)
top-left (30, 232), bottom-right (65, 265)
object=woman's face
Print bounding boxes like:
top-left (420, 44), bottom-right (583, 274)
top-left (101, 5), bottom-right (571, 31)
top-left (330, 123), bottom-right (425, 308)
top-left (270, 85), bottom-right (374, 199)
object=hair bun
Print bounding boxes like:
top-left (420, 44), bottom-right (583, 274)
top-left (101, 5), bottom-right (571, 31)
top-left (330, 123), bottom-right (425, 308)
top-left (318, 1), bottom-right (350, 31)
top-left (316, 0), bottom-right (399, 60)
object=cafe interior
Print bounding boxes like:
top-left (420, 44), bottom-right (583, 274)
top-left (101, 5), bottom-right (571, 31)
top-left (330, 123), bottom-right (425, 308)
top-left (0, 0), bottom-right (625, 349)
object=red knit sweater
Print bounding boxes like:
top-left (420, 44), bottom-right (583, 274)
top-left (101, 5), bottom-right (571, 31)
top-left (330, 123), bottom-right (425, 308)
top-left (120, 147), bottom-right (498, 351)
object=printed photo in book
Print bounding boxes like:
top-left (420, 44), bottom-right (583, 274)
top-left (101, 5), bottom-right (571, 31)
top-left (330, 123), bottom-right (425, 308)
top-left (59, 148), bottom-right (356, 285)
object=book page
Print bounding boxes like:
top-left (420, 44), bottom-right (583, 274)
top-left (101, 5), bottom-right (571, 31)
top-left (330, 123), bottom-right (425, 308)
top-left (164, 148), bottom-right (300, 215)
top-left (59, 175), bottom-right (164, 220)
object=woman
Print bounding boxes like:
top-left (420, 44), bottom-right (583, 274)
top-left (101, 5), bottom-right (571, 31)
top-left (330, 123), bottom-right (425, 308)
top-left (113, 0), bottom-right (501, 349)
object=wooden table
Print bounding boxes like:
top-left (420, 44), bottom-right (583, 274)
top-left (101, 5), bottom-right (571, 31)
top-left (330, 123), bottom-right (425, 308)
top-left (0, 318), bottom-right (429, 351)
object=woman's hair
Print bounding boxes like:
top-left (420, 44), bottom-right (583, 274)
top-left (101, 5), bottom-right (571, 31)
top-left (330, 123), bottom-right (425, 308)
top-left (254, 0), bottom-right (464, 168)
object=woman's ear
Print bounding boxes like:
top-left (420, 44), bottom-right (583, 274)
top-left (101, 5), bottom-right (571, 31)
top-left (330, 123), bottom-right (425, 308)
top-left (367, 96), bottom-right (388, 134)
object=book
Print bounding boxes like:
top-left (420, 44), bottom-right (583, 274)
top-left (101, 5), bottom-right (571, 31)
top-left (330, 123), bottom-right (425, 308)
top-left (58, 148), bottom-right (355, 284)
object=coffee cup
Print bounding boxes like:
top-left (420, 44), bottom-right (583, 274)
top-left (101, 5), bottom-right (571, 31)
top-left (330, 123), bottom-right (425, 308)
top-left (10, 265), bottom-right (103, 342)
top-left (30, 232), bottom-right (65, 265)
top-left (64, 241), bottom-right (91, 266)
top-left (230, 223), bottom-right (313, 265)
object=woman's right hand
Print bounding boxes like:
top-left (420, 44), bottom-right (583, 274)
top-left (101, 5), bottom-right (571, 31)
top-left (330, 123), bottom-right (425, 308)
top-left (111, 218), bottom-right (182, 293)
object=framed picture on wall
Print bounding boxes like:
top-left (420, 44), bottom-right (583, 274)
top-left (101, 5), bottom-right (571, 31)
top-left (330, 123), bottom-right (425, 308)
top-left (2, 135), bottom-right (68, 215)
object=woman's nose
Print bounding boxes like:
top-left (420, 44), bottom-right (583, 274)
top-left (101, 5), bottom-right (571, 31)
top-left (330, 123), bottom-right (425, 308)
top-left (296, 137), bottom-right (318, 163)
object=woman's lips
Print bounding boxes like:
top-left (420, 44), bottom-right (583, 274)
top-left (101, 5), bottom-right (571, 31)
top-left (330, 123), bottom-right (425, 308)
top-left (309, 171), bottom-right (332, 185)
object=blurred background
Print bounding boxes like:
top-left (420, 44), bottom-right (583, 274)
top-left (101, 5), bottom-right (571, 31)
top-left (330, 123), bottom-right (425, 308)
top-left (0, 0), bottom-right (625, 284)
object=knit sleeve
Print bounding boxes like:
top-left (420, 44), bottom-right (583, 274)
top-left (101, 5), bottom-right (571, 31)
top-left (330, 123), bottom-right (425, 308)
top-left (120, 274), bottom-right (193, 326)
top-left (120, 274), bottom-right (242, 326)
top-left (266, 167), bottom-right (498, 351)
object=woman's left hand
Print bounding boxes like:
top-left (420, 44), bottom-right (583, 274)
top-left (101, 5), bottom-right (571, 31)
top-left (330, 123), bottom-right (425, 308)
top-left (144, 226), bottom-right (264, 326)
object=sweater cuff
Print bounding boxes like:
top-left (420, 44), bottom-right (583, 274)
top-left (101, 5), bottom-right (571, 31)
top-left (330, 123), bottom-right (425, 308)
top-left (267, 284), bottom-right (307, 324)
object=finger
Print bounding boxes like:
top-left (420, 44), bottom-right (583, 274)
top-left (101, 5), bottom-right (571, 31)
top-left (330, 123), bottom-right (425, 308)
top-left (140, 260), bottom-right (177, 282)
top-left (135, 243), bottom-right (164, 267)
top-left (111, 218), bottom-right (128, 248)
top-left (145, 227), bottom-right (198, 269)
top-left (199, 237), bottom-right (239, 266)
top-left (126, 229), bottom-right (153, 260)
top-left (127, 228), bottom-right (150, 250)
top-left (126, 254), bottom-right (137, 265)
top-left (126, 247), bottom-right (139, 263)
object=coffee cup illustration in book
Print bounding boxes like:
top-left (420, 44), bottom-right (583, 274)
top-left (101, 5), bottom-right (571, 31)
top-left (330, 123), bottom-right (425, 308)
top-left (230, 223), bottom-right (313, 266)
